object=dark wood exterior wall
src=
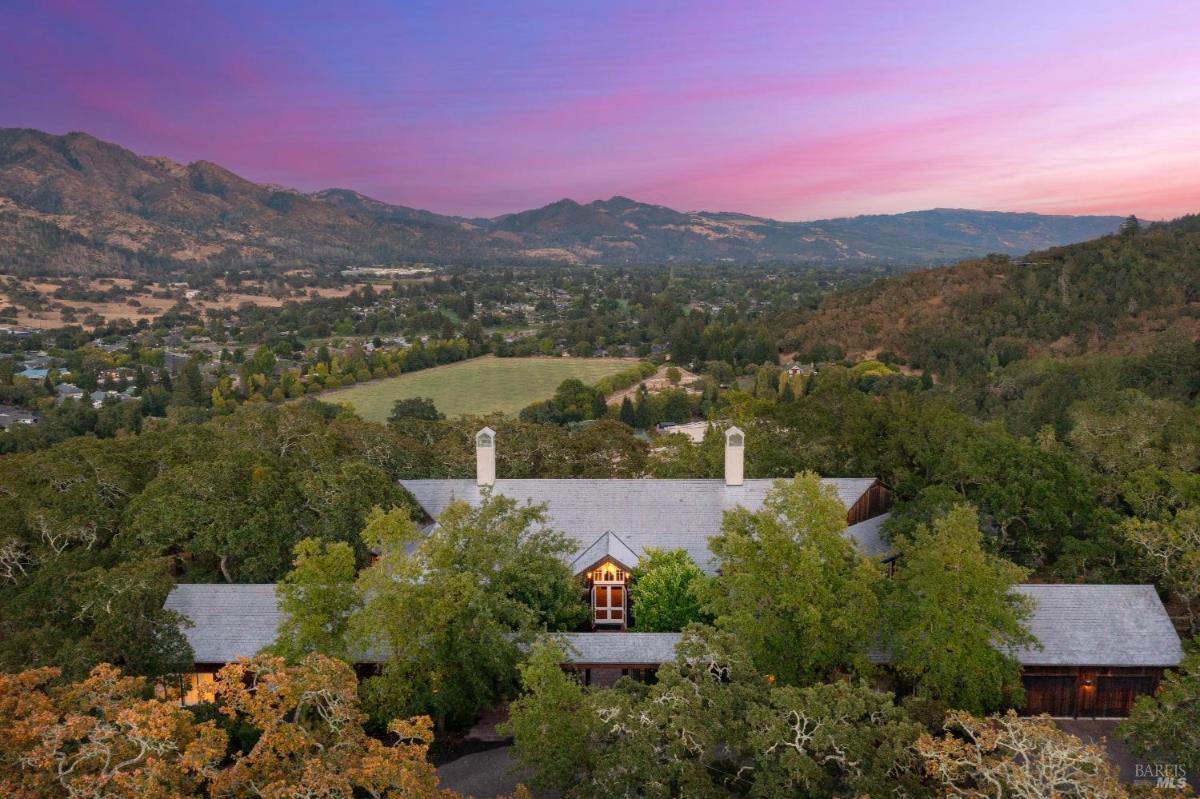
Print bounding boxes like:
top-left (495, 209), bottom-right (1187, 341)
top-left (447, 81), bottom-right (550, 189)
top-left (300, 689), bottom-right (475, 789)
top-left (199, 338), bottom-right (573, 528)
top-left (556, 660), bottom-right (1166, 717)
top-left (564, 664), bottom-right (658, 687)
top-left (846, 480), bottom-right (892, 525)
top-left (1021, 666), bottom-right (1165, 718)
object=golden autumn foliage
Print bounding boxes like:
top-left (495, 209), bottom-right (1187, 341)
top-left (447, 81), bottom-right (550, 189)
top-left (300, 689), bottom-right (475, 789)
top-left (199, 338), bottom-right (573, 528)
top-left (0, 664), bottom-right (225, 799)
top-left (0, 655), bottom-right (496, 799)
top-left (210, 654), bottom-right (457, 799)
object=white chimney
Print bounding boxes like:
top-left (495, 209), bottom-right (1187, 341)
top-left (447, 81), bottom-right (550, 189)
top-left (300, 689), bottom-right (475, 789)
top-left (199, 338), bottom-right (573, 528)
top-left (724, 426), bottom-right (744, 486)
top-left (475, 427), bottom-right (496, 486)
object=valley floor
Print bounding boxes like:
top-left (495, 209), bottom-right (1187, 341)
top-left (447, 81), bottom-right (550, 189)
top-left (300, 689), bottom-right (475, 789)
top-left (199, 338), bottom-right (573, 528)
top-left (318, 354), bottom-right (638, 420)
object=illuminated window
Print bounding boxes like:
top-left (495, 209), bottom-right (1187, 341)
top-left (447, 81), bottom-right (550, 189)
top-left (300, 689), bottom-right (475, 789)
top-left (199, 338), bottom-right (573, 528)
top-left (180, 671), bottom-right (217, 706)
top-left (593, 562), bottom-right (625, 583)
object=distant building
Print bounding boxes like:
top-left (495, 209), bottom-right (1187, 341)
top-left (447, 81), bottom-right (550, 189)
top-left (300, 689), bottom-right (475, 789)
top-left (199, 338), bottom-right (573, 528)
top-left (21, 354), bottom-right (51, 370)
top-left (89, 389), bottom-right (132, 408)
top-left (656, 420), bottom-right (712, 443)
top-left (787, 362), bottom-right (816, 378)
top-left (0, 405), bottom-right (38, 430)
top-left (54, 383), bottom-right (84, 402)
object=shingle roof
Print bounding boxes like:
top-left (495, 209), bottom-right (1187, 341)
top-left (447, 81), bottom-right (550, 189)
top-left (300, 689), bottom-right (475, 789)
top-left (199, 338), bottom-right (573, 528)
top-left (400, 478), bottom-right (883, 573)
top-left (554, 632), bottom-right (683, 665)
top-left (571, 531), bottom-right (642, 572)
top-left (1007, 584), bottom-right (1184, 667)
top-left (165, 583), bottom-right (1183, 669)
top-left (164, 584), bottom-right (282, 664)
top-left (844, 513), bottom-right (893, 560)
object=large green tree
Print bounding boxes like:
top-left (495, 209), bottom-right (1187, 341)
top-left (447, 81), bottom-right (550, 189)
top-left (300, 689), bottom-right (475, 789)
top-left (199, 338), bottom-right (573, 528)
top-left (883, 504), bottom-right (1034, 713)
top-left (703, 473), bottom-right (882, 684)
top-left (1118, 641), bottom-right (1200, 772)
top-left (1122, 508), bottom-right (1200, 634)
top-left (630, 547), bottom-right (708, 632)
top-left (350, 497), bottom-right (587, 729)
top-left (272, 538), bottom-right (360, 662)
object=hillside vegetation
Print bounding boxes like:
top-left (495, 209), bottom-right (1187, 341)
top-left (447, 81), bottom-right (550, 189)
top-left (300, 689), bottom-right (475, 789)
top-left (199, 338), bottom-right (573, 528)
top-left (787, 216), bottom-right (1200, 374)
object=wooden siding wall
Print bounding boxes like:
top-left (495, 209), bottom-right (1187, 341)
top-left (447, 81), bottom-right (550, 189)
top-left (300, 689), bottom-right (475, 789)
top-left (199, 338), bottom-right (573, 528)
top-left (1022, 666), bottom-right (1164, 718)
top-left (846, 480), bottom-right (891, 525)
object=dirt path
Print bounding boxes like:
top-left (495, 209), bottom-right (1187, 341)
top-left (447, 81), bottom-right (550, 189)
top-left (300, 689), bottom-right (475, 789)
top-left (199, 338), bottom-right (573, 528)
top-left (606, 364), bottom-right (700, 406)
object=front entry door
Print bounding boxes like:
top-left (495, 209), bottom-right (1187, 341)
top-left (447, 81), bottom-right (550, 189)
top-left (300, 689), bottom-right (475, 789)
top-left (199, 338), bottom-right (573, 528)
top-left (593, 583), bottom-right (625, 626)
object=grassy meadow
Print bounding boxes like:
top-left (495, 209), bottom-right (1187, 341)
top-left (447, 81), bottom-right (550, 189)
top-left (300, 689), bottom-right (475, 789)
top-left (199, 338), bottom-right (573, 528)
top-left (320, 355), bottom-right (638, 421)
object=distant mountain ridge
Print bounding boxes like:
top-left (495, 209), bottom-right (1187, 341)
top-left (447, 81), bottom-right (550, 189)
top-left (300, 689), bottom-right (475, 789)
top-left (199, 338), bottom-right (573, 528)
top-left (0, 128), bottom-right (1124, 274)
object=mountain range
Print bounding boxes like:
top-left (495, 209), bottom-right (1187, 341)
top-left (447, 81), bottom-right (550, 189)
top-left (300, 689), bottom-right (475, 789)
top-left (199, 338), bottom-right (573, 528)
top-left (0, 128), bottom-right (1124, 274)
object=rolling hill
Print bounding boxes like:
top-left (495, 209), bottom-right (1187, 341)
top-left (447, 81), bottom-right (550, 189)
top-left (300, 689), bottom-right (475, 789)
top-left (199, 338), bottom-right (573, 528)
top-left (0, 128), bottom-right (1123, 274)
top-left (785, 215), bottom-right (1200, 370)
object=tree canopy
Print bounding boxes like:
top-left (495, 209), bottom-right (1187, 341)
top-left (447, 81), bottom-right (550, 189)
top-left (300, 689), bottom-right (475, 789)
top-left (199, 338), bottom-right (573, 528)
top-left (702, 473), bottom-right (882, 684)
top-left (506, 626), bottom-right (926, 799)
top-left (884, 504), bottom-right (1034, 713)
top-left (348, 497), bottom-right (587, 728)
top-left (630, 547), bottom-right (709, 632)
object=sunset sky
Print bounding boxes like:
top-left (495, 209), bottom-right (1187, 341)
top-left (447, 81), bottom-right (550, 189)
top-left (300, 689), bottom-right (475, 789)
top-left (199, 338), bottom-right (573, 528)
top-left (2, 0), bottom-right (1197, 220)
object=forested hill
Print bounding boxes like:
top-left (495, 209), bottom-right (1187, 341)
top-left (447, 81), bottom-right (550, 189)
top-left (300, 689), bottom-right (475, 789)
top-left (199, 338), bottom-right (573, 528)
top-left (0, 127), bottom-right (1121, 274)
top-left (786, 215), bottom-right (1200, 372)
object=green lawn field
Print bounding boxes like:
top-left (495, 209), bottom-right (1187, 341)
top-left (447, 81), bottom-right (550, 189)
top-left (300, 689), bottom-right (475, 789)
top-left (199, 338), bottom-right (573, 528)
top-left (320, 355), bottom-right (638, 421)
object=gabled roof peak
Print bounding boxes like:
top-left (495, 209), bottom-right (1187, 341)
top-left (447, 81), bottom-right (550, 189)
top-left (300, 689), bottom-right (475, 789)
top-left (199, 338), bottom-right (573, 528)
top-left (571, 529), bottom-right (640, 574)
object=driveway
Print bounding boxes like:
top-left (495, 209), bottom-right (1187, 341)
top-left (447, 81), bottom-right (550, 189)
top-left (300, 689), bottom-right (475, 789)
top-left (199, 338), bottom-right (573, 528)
top-left (437, 746), bottom-right (559, 799)
top-left (1056, 719), bottom-right (1197, 791)
top-left (441, 729), bottom-right (1196, 797)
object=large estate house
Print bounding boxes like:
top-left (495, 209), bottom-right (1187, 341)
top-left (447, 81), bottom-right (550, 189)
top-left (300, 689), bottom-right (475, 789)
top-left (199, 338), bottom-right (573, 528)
top-left (166, 427), bottom-right (1184, 717)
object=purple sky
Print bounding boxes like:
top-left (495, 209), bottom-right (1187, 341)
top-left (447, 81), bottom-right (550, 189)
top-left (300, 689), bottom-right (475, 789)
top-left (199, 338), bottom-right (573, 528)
top-left (2, 0), bottom-right (1198, 220)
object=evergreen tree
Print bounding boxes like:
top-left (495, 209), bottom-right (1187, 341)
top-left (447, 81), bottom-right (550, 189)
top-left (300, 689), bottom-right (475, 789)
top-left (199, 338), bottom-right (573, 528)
top-left (590, 391), bottom-right (608, 420)
top-left (633, 386), bottom-right (651, 429)
top-left (618, 395), bottom-right (636, 426)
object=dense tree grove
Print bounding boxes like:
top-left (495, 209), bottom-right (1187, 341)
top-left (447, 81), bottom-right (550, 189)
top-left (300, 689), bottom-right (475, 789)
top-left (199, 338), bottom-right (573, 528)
top-left (506, 627), bottom-right (1176, 799)
top-left (506, 627), bottom-right (928, 799)
top-left (0, 402), bottom-right (412, 677)
top-left (271, 496), bottom-right (587, 730)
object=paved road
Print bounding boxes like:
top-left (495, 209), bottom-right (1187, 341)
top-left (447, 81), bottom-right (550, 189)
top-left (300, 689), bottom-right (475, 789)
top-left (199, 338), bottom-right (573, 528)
top-left (437, 746), bottom-right (558, 799)
top-left (1057, 719), bottom-right (1198, 791)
